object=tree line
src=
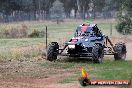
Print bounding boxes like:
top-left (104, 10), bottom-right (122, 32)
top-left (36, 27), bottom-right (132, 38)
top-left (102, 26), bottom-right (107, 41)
top-left (0, 0), bottom-right (131, 22)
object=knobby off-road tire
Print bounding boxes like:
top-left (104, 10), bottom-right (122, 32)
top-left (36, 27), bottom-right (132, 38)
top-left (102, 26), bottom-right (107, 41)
top-left (92, 44), bottom-right (104, 63)
top-left (114, 42), bottom-right (126, 60)
top-left (47, 42), bottom-right (59, 61)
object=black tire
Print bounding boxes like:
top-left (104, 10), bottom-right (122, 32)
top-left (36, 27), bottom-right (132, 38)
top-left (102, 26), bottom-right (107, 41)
top-left (114, 42), bottom-right (126, 60)
top-left (47, 42), bottom-right (59, 61)
top-left (92, 44), bottom-right (104, 63)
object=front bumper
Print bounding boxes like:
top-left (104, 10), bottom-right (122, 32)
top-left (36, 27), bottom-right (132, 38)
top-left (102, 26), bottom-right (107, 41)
top-left (59, 53), bottom-right (93, 57)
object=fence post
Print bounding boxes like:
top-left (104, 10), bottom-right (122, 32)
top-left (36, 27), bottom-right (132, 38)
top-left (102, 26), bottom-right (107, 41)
top-left (46, 26), bottom-right (48, 59)
top-left (46, 26), bottom-right (48, 49)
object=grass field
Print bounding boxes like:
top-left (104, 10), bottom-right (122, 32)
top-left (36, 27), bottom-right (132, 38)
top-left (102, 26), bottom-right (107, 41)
top-left (0, 19), bottom-right (131, 88)
top-left (0, 19), bottom-right (120, 46)
top-left (0, 38), bottom-right (44, 48)
top-left (40, 59), bottom-right (132, 88)
top-left (0, 19), bottom-right (119, 35)
top-left (0, 38), bottom-right (45, 61)
top-left (0, 19), bottom-right (120, 61)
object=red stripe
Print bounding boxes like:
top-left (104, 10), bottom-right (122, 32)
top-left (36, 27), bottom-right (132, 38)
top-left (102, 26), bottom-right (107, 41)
top-left (81, 26), bottom-right (87, 32)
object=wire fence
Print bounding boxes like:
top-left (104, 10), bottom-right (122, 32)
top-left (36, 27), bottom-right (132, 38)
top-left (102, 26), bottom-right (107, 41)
top-left (0, 19), bottom-right (123, 61)
top-left (44, 23), bottom-right (118, 48)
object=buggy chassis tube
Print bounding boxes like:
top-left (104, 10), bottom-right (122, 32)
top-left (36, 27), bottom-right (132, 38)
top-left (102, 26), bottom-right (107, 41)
top-left (105, 36), bottom-right (114, 48)
top-left (59, 45), bottom-right (68, 54)
top-left (58, 53), bottom-right (93, 57)
top-left (58, 45), bottom-right (93, 57)
top-left (58, 36), bottom-right (115, 56)
top-left (104, 36), bottom-right (116, 55)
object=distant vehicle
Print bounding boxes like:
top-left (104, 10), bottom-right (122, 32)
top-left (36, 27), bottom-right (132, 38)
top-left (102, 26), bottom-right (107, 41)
top-left (44, 24), bottom-right (127, 63)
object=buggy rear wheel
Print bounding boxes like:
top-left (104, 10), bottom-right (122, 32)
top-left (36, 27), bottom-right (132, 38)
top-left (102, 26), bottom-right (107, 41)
top-left (92, 44), bottom-right (104, 63)
top-left (47, 42), bottom-right (59, 61)
top-left (114, 43), bottom-right (126, 60)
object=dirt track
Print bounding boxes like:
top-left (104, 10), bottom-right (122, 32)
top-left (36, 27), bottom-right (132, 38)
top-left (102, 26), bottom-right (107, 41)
top-left (0, 60), bottom-right (117, 88)
top-left (0, 60), bottom-right (82, 88)
top-left (0, 73), bottom-right (79, 88)
top-left (0, 36), bottom-right (132, 88)
top-left (126, 43), bottom-right (132, 60)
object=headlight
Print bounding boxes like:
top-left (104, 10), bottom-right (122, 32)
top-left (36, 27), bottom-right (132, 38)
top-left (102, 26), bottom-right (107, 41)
top-left (68, 45), bottom-right (75, 49)
top-left (85, 39), bottom-right (88, 41)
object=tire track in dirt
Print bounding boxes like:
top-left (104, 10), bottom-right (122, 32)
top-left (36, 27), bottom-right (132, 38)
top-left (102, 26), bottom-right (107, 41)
top-left (0, 70), bottom-right (80, 88)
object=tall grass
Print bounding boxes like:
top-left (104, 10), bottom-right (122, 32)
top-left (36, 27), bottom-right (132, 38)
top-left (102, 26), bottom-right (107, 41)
top-left (0, 38), bottom-right (45, 61)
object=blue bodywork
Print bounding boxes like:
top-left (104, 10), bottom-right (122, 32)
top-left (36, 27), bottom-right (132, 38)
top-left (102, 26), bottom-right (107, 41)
top-left (67, 24), bottom-right (105, 55)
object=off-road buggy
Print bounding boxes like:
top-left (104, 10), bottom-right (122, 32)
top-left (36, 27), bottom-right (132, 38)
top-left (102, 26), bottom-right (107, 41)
top-left (45, 24), bottom-right (127, 63)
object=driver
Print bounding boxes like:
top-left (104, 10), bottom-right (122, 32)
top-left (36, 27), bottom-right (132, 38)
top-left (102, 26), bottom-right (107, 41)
top-left (92, 26), bottom-right (102, 37)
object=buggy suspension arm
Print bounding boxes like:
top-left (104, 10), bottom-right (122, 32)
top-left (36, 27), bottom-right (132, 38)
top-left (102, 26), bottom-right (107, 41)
top-left (105, 36), bottom-right (114, 48)
top-left (59, 45), bottom-right (68, 54)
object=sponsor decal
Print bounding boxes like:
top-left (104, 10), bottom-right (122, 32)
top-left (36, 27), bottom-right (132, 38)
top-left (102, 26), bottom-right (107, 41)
top-left (78, 68), bottom-right (131, 86)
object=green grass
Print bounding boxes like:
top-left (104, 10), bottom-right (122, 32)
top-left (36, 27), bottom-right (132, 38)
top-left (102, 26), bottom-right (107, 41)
top-left (0, 19), bottom-right (122, 61)
top-left (0, 19), bottom-right (121, 47)
top-left (40, 59), bottom-right (132, 88)
top-left (67, 60), bottom-right (132, 88)
top-left (0, 38), bottom-right (45, 61)
top-left (0, 20), bottom-right (130, 88)
top-left (0, 19), bottom-right (119, 36)
top-left (0, 20), bottom-right (120, 46)
top-left (0, 38), bottom-right (44, 48)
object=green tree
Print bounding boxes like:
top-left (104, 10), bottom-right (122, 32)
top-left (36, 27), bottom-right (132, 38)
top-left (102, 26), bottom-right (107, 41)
top-left (60, 0), bottom-right (75, 18)
top-left (116, 0), bottom-right (132, 34)
top-left (91, 0), bottom-right (105, 19)
top-left (50, 0), bottom-right (65, 24)
top-left (0, 0), bottom-right (21, 22)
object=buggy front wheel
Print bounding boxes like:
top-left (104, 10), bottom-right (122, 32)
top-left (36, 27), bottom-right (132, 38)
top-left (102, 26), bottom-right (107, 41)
top-left (47, 42), bottom-right (59, 61)
top-left (92, 44), bottom-right (104, 63)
